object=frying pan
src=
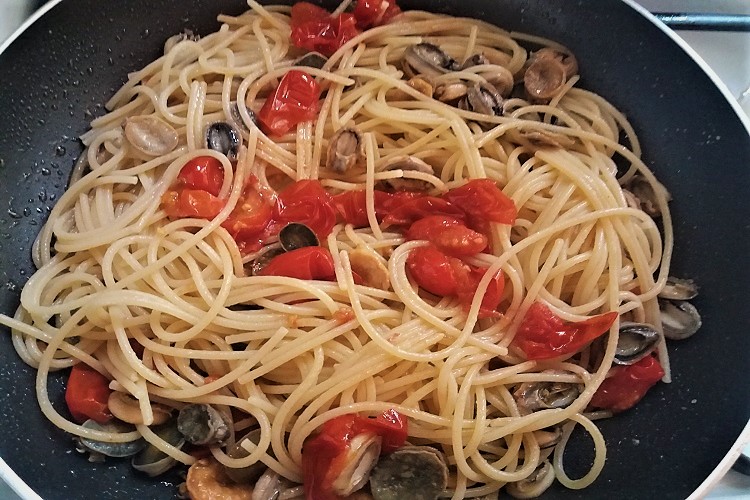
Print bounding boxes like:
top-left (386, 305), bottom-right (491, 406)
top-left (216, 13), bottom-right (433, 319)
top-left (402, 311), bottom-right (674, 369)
top-left (0, 0), bottom-right (749, 498)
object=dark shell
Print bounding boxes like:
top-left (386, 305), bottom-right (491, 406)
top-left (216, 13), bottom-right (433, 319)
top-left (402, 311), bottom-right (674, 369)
top-left (295, 51), bottom-right (328, 69)
top-left (177, 404), bottom-right (230, 446)
top-left (131, 420), bottom-right (185, 477)
top-left (279, 223), bottom-right (319, 252)
top-left (615, 322), bottom-right (661, 365)
top-left (369, 446), bottom-right (448, 500)
top-left (206, 121), bottom-right (241, 160)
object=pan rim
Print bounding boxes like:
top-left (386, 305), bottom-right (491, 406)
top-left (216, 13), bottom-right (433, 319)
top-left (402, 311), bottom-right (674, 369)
top-left (0, 0), bottom-right (748, 498)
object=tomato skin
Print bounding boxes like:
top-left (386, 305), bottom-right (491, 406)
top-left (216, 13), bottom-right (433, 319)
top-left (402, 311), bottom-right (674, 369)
top-left (290, 2), bottom-right (360, 57)
top-left (276, 180), bottom-right (337, 239)
top-left (443, 179), bottom-right (517, 227)
top-left (456, 266), bottom-right (505, 319)
top-left (258, 247), bottom-right (336, 281)
top-left (332, 189), bottom-right (393, 227)
top-left (512, 302), bottom-right (618, 360)
top-left (65, 363), bottom-right (112, 424)
top-left (383, 196), bottom-right (465, 227)
top-left (406, 215), bottom-right (488, 257)
top-left (302, 409), bottom-right (408, 500)
top-left (590, 356), bottom-right (665, 413)
top-left (178, 156), bottom-right (224, 196)
top-left (222, 185), bottom-right (274, 251)
top-left (258, 70), bottom-right (321, 136)
top-left (162, 189), bottom-right (224, 219)
top-left (406, 245), bottom-right (459, 296)
top-left (352, 0), bottom-right (402, 29)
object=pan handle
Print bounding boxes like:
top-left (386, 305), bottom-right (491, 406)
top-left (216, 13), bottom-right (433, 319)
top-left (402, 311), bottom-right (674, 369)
top-left (653, 12), bottom-right (750, 32)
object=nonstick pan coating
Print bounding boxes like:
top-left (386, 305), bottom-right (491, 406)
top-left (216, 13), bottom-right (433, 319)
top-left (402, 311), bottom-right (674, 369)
top-left (0, 1), bottom-right (748, 498)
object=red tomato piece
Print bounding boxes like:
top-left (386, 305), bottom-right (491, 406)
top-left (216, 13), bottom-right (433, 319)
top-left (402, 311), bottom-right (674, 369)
top-left (406, 244), bottom-right (459, 297)
top-left (258, 247), bottom-right (336, 281)
top-left (456, 265), bottom-right (505, 319)
top-left (512, 302), bottom-right (618, 360)
top-left (162, 189), bottom-right (224, 219)
top-left (258, 70), bottom-right (321, 136)
top-left (332, 189), bottom-right (393, 227)
top-left (406, 215), bottom-right (488, 257)
top-left (276, 180), bottom-right (337, 239)
top-left (178, 156), bottom-right (224, 196)
top-left (65, 363), bottom-right (112, 424)
top-left (352, 0), bottom-right (402, 29)
top-left (222, 185), bottom-right (274, 251)
top-left (383, 196), bottom-right (465, 227)
top-left (302, 409), bottom-right (408, 500)
top-left (590, 356), bottom-right (665, 413)
top-left (290, 2), bottom-right (360, 56)
top-left (443, 179), bottom-right (517, 227)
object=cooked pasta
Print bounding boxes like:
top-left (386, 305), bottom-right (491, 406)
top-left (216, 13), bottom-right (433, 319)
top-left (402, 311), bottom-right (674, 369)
top-left (0, 1), bottom-right (680, 498)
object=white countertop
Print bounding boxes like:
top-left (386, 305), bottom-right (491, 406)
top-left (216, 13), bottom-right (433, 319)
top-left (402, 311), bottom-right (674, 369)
top-left (0, 0), bottom-right (749, 499)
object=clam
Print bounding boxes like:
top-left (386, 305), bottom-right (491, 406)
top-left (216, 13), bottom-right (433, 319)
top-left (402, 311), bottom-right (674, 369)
top-left (326, 127), bottom-right (364, 174)
top-left (461, 53), bottom-right (489, 69)
top-left (388, 76), bottom-right (435, 101)
top-left (107, 391), bottom-right (171, 426)
top-left (331, 432), bottom-right (382, 496)
top-left (433, 82), bottom-right (468, 103)
top-left (253, 469), bottom-right (283, 500)
top-left (380, 155), bottom-right (435, 192)
top-left (124, 115), bottom-right (179, 156)
top-left (369, 446), bottom-right (448, 500)
top-left (532, 48), bottom-right (579, 79)
top-left (206, 121), bottom-right (241, 160)
top-left (348, 248), bottom-right (390, 290)
top-left (513, 371), bottom-right (582, 415)
top-left (517, 129), bottom-right (576, 150)
top-left (132, 419), bottom-right (185, 477)
top-left (230, 101), bottom-right (256, 133)
top-left (524, 56), bottom-right (567, 102)
top-left (279, 223), bottom-right (319, 252)
top-left (250, 247), bottom-right (285, 276)
top-left (478, 66), bottom-right (515, 97)
top-left (505, 460), bottom-right (556, 499)
top-left (402, 43), bottom-right (458, 79)
top-left (75, 419), bottom-right (145, 461)
top-left (224, 429), bottom-right (267, 484)
top-left (622, 174), bottom-right (670, 217)
top-left (615, 322), bottom-right (661, 365)
top-left (177, 403), bottom-right (231, 446)
top-left (533, 426), bottom-right (563, 449)
top-left (659, 276), bottom-right (699, 301)
top-left (294, 51), bottom-right (328, 69)
top-left (459, 82), bottom-right (504, 117)
top-left (660, 299), bottom-right (702, 340)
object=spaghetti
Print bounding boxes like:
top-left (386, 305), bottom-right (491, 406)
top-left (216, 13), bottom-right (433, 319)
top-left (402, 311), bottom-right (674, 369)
top-left (0, 1), bottom-right (677, 498)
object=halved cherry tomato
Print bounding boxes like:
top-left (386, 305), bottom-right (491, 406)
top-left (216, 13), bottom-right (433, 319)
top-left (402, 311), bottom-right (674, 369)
top-left (258, 247), bottom-right (336, 281)
top-left (290, 2), bottom-right (360, 57)
top-left (590, 356), bottom-right (665, 413)
top-left (512, 302), bottom-right (618, 360)
top-left (406, 244), bottom-right (459, 296)
top-left (406, 215), bottom-right (488, 257)
top-left (383, 195), bottom-right (465, 227)
top-left (302, 409), bottom-right (408, 500)
top-left (222, 185), bottom-right (274, 251)
top-left (258, 70), bottom-right (321, 136)
top-left (352, 0), bottom-right (402, 29)
top-left (443, 179), bottom-right (517, 229)
top-left (332, 189), bottom-right (394, 227)
top-left (178, 156), bottom-right (224, 196)
top-left (65, 363), bottom-right (112, 424)
top-left (456, 265), bottom-right (505, 318)
top-left (162, 189), bottom-right (224, 219)
top-left (276, 180), bottom-right (337, 239)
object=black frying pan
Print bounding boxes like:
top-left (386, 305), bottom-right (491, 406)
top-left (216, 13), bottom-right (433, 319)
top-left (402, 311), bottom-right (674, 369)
top-left (1, 0), bottom-right (749, 498)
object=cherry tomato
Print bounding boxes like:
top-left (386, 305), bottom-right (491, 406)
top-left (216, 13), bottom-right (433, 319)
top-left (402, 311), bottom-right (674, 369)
top-left (258, 70), bottom-right (321, 136)
top-left (65, 363), bottom-right (112, 424)
top-left (456, 265), bottom-right (505, 318)
top-left (222, 185), bottom-right (274, 251)
top-left (178, 156), bottom-right (224, 196)
top-left (512, 302), bottom-right (618, 360)
top-left (406, 244), bottom-right (460, 296)
top-left (332, 189), bottom-right (393, 227)
top-left (302, 409), bottom-right (408, 500)
top-left (290, 2), bottom-right (360, 57)
top-left (352, 0), bottom-right (402, 29)
top-left (406, 215), bottom-right (488, 257)
top-left (443, 179), bottom-right (517, 229)
top-left (161, 189), bottom-right (224, 219)
top-left (590, 356), bottom-right (665, 413)
top-left (383, 195), bottom-right (465, 227)
top-left (258, 247), bottom-right (336, 281)
top-left (276, 180), bottom-right (337, 239)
